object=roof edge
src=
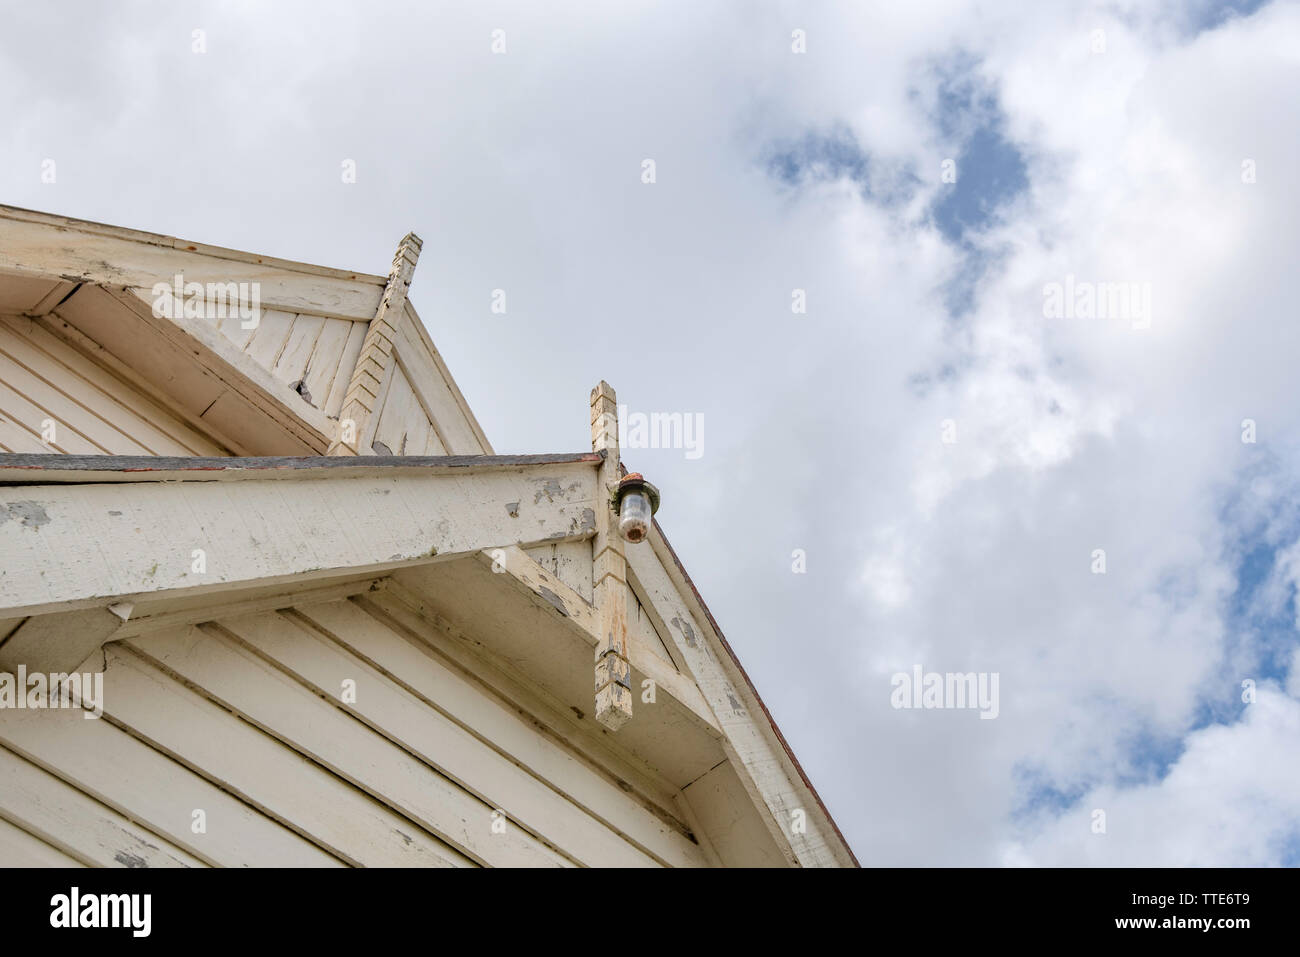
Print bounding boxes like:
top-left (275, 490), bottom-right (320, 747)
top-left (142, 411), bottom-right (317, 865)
top-left (0, 204), bottom-right (388, 287)
top-left (0, 451), bottom-right (603, 484)
top-left (649, 516), bottom-right (861, 867)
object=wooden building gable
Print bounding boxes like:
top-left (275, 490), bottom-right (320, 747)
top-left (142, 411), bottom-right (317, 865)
top-left (0, 206), bottom-right (856, 868)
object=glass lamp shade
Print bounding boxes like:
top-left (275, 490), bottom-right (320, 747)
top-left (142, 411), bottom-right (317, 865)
top-left (617, 490), bottom-right (653, 543)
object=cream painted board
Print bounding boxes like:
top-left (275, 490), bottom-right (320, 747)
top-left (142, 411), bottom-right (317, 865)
top-left (0, 416), bottom-right (48, 452)
top-left (212, 609), bottom-right (658, 867)
top-left (103, 643), bottom-right (476, 867)
top-left (124, 626), bottom-right (566, 867)
top-left (0, 461), bottom-right (599, 618)
top-left (681, 760), bottom-right (789, 868)
top-left (522, 540), bottom-right (594, 604)
top-left (291, 599), bottom-right (707, 866)
top-left (0, 211), bottom-right (386, 321)
top-left (0, 376), bottom-right (102, 453)
top-left (0, 702), bottom-right (342, 867)
top-left (0, 314), bottom-right (226, 455)
top-left (396, 306), bottom-right (487, 454)
top-left (0, 275), bottom-right (63, 314)
top-left (0, 745), bottom-right (204, 868)
top-left (371, 365), bottom-right (435, 455)
top-left (299, 317), bottom-right (353, 412)
top-left (0, 815), bottom-right (85, 867)
top-left (323, 321), bottom-right (367, 418)
top-left (272, 314), bottom-right (326, 387)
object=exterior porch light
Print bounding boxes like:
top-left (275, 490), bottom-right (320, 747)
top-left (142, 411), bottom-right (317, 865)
top-left (613, 473), bottom-right (659, 544)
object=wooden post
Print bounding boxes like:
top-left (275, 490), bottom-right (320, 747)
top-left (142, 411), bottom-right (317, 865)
top-left (590, 381), bottom-right (632, 731)
top-left (327, 233), bottom-right (422, 455)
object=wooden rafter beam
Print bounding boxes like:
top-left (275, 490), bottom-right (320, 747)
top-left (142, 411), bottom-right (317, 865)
top-left (0, 205), bottom-right (386, 322)
top-left (0, 452), bottom-right (600, 618)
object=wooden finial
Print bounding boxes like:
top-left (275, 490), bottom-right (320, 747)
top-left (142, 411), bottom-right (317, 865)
top-left (589, 382), bottom-right (631, 730)
top-left (327, 232), bottom-right (422, 456)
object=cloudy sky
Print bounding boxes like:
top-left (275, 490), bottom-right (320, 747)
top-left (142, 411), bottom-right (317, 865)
top-left (3, 0), bottom-right (1297, 865)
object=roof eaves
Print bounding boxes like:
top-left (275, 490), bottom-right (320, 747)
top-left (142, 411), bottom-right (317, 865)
top-left (0, 451), bottom-right (603, 485)
top-left (0, 204), bottom-right (389, 287)
top-left (649, 515), bottom-right (862, 867)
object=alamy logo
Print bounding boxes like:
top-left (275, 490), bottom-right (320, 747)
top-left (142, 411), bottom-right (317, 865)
top-left (616, 404), bottom-right (704, 460)
top-left (151, 273), bottom-right (261, 329)
top-left (0, 666), bottom-right (102, 719)
top-left (1042, 274), bottom-right (1151, 329)
top-left (50, 887), bottom-right (151, 937)
top-left (890, 665), bottom-right (999, 719)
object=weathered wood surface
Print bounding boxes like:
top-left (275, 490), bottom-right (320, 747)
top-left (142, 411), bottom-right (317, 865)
top-left (50, 287), bottom-right (315, 455)
top-left (105, 642), bottom-right (476, 866)
top-left (0, 587), bottom-right (718, 867)
top-left (0, 745), bottom-right (205, 868)
top-left (116, 288), bottom-right (337, 450)
top-left (590, 381), bottom-right (631, 731)
top-left (396, 302), bottom-right (491, 454)
top-left (0, 207), bottom-right (386, 321)
top-left (384, 561), bottom-right (727, 792)
top-left (681, 759), bottom-right (789, 867)
top-left (481, 546), bottom-right (719, 737)
top-left (192, 610), bottom-right (658, 866)
top-left (0, 815), bottom-right (85, 866)
top-left (0, 699), bottom-right (344, 866)
top-left (0, 204), bottom-right (859, 868)
top-left (0, 314), bottom-right (224, 456)
top-left (0, 459), bottom-right (599, 619)
top-left (291, 598), bottom-right (707, 866)
top-left (329, 235), bottom-right (422, 456)
top-left (0, 450), bottom-right (600, 482)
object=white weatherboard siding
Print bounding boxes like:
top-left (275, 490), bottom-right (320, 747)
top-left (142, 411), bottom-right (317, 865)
top-left (0, 314), bottom-right (226, 456)
top-left (0, 595), bottom-right (708, 867)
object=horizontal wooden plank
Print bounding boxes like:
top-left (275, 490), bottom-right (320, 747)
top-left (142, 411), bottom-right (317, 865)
top-left (0, 814), bottom-right (85, 866)
top-left (0, 701), bottom-right (340, 867)
top-left (0, 744), bottom-right (204, 868)
top-left (222, 607), bottom-right (661, 867)
top-left (102, 642), bottom-right (474, 867)
top-left (125, 625), bottom-right (566, 867)
top-left (0, 349), bottom-right (151, 455)
top-left (0, 314), bottom-right (224, 456)
top-left (295, 598), bottom-right (708, 867)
